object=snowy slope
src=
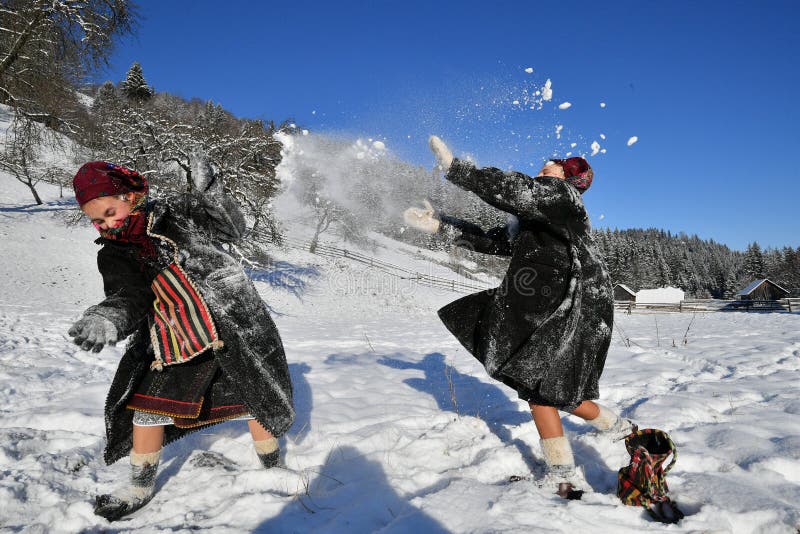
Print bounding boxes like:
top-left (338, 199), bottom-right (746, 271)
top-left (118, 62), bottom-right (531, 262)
top-left (1, 164), bottom-right (800, 533)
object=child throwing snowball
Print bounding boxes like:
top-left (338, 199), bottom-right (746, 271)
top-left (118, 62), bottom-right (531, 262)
top-left (68, 161), bottom-right (294, 520)
top-left (403, 137), bottom-right (630, 498)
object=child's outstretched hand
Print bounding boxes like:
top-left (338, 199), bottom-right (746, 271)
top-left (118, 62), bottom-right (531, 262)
top-left (68, 314), bottom-right (119, 353)
top-left (429, 135), bottom-right (454, 172)
top-left (403, 200), bottom-right (441, 233)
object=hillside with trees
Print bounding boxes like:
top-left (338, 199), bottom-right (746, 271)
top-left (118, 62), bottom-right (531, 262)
top-left (1, 0), bottom-right (797, 299)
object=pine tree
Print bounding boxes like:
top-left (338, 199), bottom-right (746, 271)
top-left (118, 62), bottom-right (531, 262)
top-left (121, 62), bottom-right (153, 101)
top-left (743, 242), bottom-right (766, 281)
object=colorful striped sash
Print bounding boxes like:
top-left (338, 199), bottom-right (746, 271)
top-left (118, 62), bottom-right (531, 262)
top-left (149, 263), bottom-right (223, 371)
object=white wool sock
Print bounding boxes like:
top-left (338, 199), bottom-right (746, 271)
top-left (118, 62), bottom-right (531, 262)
top-left (540, 436), bottom-right (575, 467)
top-left (253, 437), bottom-right (279, 455)
top-left (586, 404), bottom-right (619, 431)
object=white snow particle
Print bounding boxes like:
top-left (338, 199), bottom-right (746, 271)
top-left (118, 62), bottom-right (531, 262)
top-left (302, 129), bottom-right (309, 136)
top-left (570, 142), bottom-right (577, 148)
top-left (558, 102), bottom-right (572, 110)
top-left (590, 141), bottom-right (601, 156)
top-left (512, 100), bottom-right (520, 105)
top-left (600, 102), bottom-right (606, 108)
top-left (599, 214), bottom-right (605, 220)
top-left (600, 134), bottom-right (606, 140)
top-left (555, 125), bottom-right (563, 139)
top-left (542, 79), bottom-right (553, 102)
top-left (372, 140), bottom-right (385, 150)
top-left (627, 136), bottom-right (639, 146)
top-left (525, 67), bottom-right (534, 74)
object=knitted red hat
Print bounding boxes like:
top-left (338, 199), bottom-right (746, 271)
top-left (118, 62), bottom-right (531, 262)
top-left (72, 161), bottom-right (148, 206)
top-left (552, 157), bottom-right (593, 192)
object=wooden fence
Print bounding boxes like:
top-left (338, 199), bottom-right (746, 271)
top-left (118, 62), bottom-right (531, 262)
top-left (615, 298), bottom-right (800, 314)
top-left (266, 235), bottom-right (494, 295)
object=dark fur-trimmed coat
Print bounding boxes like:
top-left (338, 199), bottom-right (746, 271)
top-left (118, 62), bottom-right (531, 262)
top-left (437, 159), bottom-right (613, 411)
top-left (83, 190), bottom-right (294, 464)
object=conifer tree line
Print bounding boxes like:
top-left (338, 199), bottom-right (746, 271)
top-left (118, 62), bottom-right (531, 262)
top-left (593, 229), bottom-right (800, 298)
top-left (0, 0), bottom-right (797, 297)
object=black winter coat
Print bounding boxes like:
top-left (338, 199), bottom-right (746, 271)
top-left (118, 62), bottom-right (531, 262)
top-left (83, 190), bottom-right (294, 464)
top-left (437, 159), bottom-right (613, 411)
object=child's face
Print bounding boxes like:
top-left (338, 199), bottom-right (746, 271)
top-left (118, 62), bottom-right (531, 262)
top-left (537, 162), bottom-right (565, 179)
top-left (81, 193), bottom-right (134, 232)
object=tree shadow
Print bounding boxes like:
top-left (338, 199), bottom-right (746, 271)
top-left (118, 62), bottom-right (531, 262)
top-left (254, 445), bottom-right (450, 533)
top-left (0, 199), bottom-right (76, 214)
top-left (245, 261), bottom-right (320, 300)
top-left (377, 352), bottom-right (538, 471)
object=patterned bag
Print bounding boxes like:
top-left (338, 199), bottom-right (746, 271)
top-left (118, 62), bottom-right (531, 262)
top-left (617, 428), bottom-right (684, 524)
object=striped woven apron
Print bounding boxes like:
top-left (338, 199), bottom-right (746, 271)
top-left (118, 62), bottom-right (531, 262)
top-left (148, 262), bottom-right (223, 371)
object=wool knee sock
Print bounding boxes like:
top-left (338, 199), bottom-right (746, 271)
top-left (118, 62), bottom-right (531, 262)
top-left (586, 404), bottom-right (633, 437)
top-left (94, 449), bottom-right (160, 521)
top-left (254, 437), bottom-right (280, 469)
top-left (539, 436), bottom-right (585, 498)
top-left (540, 436), bottom-right (575, 469)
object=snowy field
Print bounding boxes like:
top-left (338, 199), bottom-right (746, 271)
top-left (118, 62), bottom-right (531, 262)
top-left (1, 172), bottom-right (800, 534)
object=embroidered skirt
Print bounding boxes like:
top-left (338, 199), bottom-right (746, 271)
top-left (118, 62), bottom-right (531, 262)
top-left (126, 350), bottom-right (250, 429)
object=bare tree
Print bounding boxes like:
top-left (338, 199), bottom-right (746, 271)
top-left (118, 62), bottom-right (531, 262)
top-left (0, 0), bottom-right (136, 129)
top-left (0, 113), bottom-right (68, 204)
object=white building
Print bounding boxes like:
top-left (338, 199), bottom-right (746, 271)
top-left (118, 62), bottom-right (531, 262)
top-left (635, 286), bottom-right (685, 304)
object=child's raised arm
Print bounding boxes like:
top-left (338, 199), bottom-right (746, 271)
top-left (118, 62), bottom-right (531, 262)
top-left (445, 159), bottom-right (584, 227)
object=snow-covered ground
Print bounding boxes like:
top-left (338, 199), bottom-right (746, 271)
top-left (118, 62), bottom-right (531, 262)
top-left (1, 168), bottom-right (800, 533)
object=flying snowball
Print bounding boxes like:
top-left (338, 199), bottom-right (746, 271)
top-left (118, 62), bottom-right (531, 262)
top-left (600, 102), bottom-right (606, 108)
top-left (525, 67), bottom-right (534, 73)
top-left (627, 136), bottom-right (639, 146)
top-left (558, 102), bottom-right (572, 110)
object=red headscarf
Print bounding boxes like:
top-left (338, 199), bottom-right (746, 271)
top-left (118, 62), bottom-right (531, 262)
top-left (73, 162), bottom-right (154, 256)
top-left (72, 161), bottom-right (148, 206)
top-left (552, 157), bottom-right (594, 193)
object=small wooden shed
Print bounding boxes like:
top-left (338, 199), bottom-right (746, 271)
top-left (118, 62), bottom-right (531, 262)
top-left (614, 283), bottom-right (637, 302)
top-left (735, 279), bottom-right (790, 301)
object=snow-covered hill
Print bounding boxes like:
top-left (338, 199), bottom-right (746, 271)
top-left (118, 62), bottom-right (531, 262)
top-left (1, 144), bottom-right (799, 533)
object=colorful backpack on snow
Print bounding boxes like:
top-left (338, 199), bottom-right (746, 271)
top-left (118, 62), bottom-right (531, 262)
top-left (617, 428), bottom-right (685, 524)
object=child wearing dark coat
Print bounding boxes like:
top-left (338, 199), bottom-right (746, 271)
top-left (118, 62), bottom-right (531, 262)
top-left (404, 137), bottom-right (630, 498)
top-left (68, 161), bottom-right (294, 520)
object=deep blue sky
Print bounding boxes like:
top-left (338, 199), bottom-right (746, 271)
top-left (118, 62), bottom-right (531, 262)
top-left (98, 0), bottom-right (800, 250)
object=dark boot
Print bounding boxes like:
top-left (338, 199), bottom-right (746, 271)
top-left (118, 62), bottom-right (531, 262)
top-left (254, 437), bottom-right (280, 469)
top-left (94, 450), bottom-right (160, 521)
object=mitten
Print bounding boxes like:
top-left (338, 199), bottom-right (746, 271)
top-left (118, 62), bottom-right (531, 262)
top-left (428, 135), bottom-right (454, 171)
top-left (403, 200), bottom-right (441, 233)
top-left (68, 314), bottom-right (119, 353)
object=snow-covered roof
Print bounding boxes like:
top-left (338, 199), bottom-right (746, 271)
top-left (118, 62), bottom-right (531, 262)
top-left (636, 286), bottom-right (685, 304)
top-left (614, 283), bottom-right (636, 296)
top-left (735, 279), bottom-right (789, 296)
